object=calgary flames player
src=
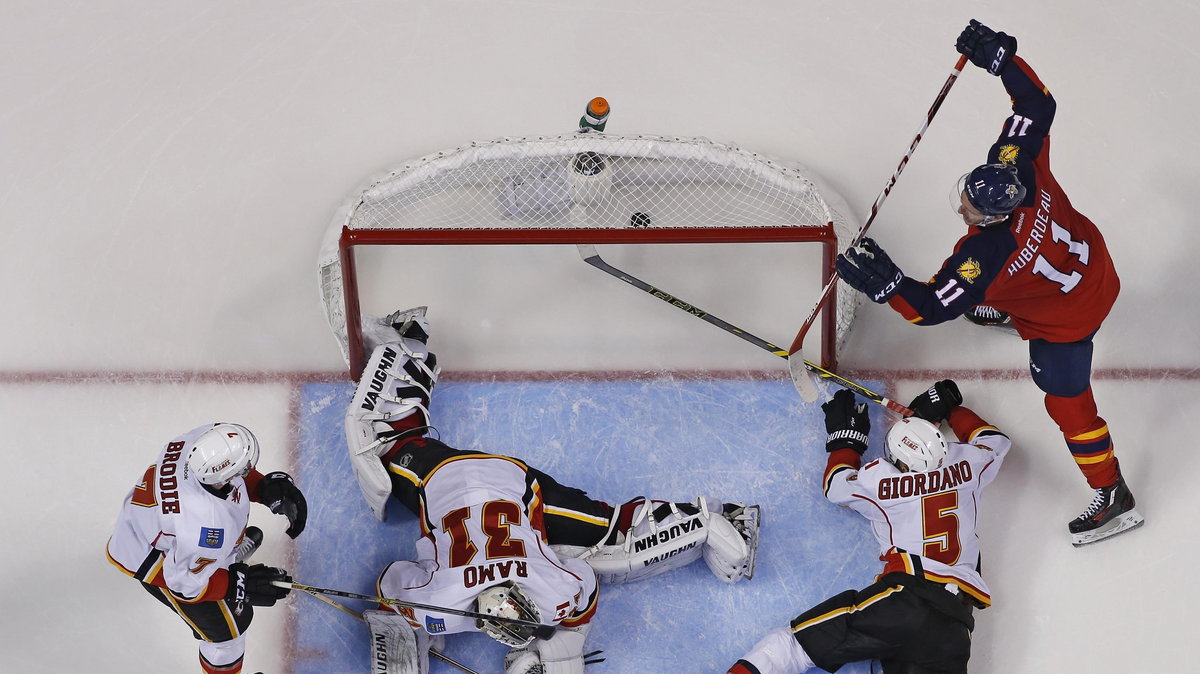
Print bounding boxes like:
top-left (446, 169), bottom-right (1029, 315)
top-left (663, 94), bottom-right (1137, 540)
top-left (728, 381), bottom-right (1008, 674)
top-left (106, 423), bottom-right (307, 674)
top-left (344, 307), bottom-right (761, 674)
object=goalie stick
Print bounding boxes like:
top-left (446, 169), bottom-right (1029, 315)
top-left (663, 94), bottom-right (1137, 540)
top-left (788, 54), bottom-right (970, 366)
top-left (291, 586), bottom-right (480, 674)
top-left (273, 580), bottom-right (557, 640)
top-left (576, 244), bottom-right (913, 415)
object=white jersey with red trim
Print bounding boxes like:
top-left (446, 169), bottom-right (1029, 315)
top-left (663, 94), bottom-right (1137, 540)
top-left (106, 424), bottom-right (253, 600)
top-left (378, 455), bottom-right (598, 637)
top-left (824, 426), bottom-right (1010, 606)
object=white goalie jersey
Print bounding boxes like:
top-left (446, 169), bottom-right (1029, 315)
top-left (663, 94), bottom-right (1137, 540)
top-left (377, 455), bottom-right (598, 637)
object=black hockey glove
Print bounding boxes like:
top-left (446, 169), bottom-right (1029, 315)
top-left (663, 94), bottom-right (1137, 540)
top-left (836, 237), bottom-right (904, 303)
top-left (906, 379), bottom-right (964, 424)
top-left (955, 19), bottom-right (1017, 76)
top-left (822, 389), bottom-right (870, 455)
top-left (258, 472), bottom-right (307, 538)
top-left (227, 562), bottom-right (292, 609)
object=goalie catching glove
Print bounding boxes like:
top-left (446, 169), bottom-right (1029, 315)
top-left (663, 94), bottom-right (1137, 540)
top-left (257, 471), bottom-right (307, 538)
top-left (836, 237), bottom-right (905, 304)
top-left (822, 389), bottom-right (870, 455)
top-left (905, 380), bottom-right (963, 424)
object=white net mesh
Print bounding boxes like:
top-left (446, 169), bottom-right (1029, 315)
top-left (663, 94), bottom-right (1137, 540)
top-left (318, 133), bottom-right (861, 370)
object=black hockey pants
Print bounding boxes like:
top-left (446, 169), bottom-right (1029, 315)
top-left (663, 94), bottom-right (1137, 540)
top-left (791, 572), bottom-right (975, 674)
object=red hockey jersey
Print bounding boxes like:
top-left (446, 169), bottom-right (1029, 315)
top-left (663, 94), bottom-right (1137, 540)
top-left (888, 56), bottom-right (1119, 342)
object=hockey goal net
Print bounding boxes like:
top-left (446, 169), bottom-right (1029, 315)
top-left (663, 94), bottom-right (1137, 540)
top-left (318, 132), bottom-right (861, 379)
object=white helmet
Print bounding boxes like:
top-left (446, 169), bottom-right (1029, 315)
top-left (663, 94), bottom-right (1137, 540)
top-left (187, 423), bottom-right (260, 485)
top-left (475, 582), bottom-right (541, 648)
top-left (885, 417), bottom-right (948, 473)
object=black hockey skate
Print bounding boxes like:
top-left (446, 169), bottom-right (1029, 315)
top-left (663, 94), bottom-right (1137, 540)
top-left (1068, 476), bottom-right (1144, 546)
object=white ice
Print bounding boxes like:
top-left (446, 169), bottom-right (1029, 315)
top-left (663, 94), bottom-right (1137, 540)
top-left (2, 1), bottom-right (1197, 673)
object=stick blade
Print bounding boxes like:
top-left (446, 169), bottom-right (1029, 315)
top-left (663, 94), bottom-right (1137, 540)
top-left (787, 351), bottom-right (821, 403)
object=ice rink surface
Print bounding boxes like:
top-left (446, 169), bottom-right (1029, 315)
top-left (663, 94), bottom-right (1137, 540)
top-left (3, 1), bottom-right (1198, 672)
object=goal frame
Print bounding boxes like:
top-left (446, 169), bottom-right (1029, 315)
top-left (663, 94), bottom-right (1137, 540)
top-left (319, 132), bottom-right (855, 380)
top-left (333, 225), bottom-right (840, 380)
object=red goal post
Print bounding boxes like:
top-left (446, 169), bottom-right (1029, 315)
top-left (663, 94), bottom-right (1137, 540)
top-left (318, 132), bottom-right (862, 379)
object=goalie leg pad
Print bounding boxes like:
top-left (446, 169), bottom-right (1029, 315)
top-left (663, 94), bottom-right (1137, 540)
top-left (346, 341), bottom-right (440, 521)
top-left (364, 610), bottom-right (428, 674)
top-left (704, 503), bottom-right (761, 583)
top-left (582, 498), bottom-right (709, 584)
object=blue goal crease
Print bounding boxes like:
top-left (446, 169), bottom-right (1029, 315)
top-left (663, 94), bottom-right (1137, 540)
top-left (293, 379), bottom-right (883, 674)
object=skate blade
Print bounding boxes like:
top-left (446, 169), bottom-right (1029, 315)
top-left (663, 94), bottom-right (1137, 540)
top-left (1071, 509), bottom-right (1145, 547)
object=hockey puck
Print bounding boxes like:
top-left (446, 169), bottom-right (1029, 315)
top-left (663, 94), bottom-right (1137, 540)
top-left (630, 212), bottom-right (651, 228)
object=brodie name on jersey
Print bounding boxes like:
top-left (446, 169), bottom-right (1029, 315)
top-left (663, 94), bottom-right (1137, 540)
top-left (878, 459), bottom-right (973, 500)
top-left (159, 441), bottom-right (187, 514)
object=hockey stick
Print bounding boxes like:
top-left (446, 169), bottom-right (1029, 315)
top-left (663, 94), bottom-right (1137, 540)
top-left (291, 588), bottom-right (480, 674)
top-left (274, 580), bottom-right (557, 639)
top-left (788, 54), bottom-right (970, 365)
top-left (576, 244), bottom-right (913, 415)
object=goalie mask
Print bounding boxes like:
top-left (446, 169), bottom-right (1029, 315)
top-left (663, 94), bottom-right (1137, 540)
top-left (474, 581), bottom-right (542, 648)
top-left (187, 423), bottom-right (260, 485)
top-left (885, 417), bottom-right (948, 473)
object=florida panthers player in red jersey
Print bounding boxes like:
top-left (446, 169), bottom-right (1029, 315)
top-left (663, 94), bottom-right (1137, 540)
top-left (835, 20), bottom-right (1141, 546)
top-left (344, 307), bottom-right (761, 673)
top-left (727, 381), bottom-right (1007, 674)
top-left (106, 423), bottom-right (308, 674)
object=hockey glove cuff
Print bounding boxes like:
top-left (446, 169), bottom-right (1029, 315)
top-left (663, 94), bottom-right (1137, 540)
top-left (258, 471), bottom-right (307, 538)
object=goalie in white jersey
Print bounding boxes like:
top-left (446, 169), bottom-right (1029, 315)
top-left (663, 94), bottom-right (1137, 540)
top-left (728, 380), bottom-right (1010, 674)
top-left (345, 307), bottom-right (762, 674)
top-left (106, 423), bottom-right (308, 674)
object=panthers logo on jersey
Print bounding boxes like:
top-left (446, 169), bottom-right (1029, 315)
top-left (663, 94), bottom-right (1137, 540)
top-left (998, 144), bottom-right (1020, 165)
top-left (957, 258), bottom-right (983, 283)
